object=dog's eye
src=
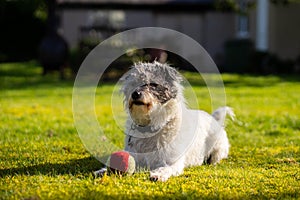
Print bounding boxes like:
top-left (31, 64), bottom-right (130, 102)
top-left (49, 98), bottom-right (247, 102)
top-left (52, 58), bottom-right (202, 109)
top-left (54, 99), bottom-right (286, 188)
top-left (141, 83), bottom-right (160, 88)
top-left (149, 83), bottom-right (168, 92)
top-left (149, 83), bottom-right (158, 87)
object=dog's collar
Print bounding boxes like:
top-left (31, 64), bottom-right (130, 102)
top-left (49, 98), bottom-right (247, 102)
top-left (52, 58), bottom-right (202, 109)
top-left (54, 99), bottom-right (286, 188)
top-left (127, 123), bottom-right (161, 146)
top-left (129, 115), bottom-right (176, 136)
top-left (130, 123), bottom-right (161, 134)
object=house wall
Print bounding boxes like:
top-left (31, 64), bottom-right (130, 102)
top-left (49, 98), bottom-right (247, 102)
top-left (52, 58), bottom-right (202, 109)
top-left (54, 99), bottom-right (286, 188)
top-left (248, 9), bottom-right (256, 42)
top-left (249, 2), bottom-right (300, 60)
top-left (59, 9), bottom-right (236, 67)
top-left (125, 10), bottom-right (154, 27)
top-left (59, 10), bottom-right (89, 49)
top-left (269, 3), bottom-right (300, 60)
top-left (126, 11), bottom-right (236, 65)
top-left (59, 3), bottom-right (300, 67)
top-left (202, 12), bottom-right (236, 66)
top-left (150, 12), bottom-right (205, 60)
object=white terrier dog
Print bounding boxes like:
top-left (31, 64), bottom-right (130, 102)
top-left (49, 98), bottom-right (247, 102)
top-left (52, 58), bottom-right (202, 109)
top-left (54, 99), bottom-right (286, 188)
top-left (118, 62), bottom-right (234, 181)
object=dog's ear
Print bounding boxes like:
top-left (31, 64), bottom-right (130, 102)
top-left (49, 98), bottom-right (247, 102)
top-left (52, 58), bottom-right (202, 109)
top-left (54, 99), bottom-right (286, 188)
top-left (119, 66), bottom-right (140, 95)
top-left (119, 68), bottom-right (132, 83)
top-left (119, 64), bottom-right (141, 83)
top-left (163, 66), bottom-right (183, 84)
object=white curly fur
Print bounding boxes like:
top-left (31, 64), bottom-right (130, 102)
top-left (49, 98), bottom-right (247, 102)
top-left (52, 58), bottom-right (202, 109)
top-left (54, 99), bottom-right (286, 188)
top-left (96, 61), bottom-right (234, 182)
top-left (118, 62), bottom-right (234, 181)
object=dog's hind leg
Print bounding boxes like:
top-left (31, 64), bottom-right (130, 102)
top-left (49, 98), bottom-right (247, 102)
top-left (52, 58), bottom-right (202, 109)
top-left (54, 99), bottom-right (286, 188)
top-left (206, 133), bottom-right (230, 165)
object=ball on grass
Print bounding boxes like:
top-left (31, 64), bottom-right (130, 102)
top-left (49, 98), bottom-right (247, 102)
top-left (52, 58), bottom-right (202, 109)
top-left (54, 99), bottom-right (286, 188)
top-left (107, 151), bottom-right (135, 175)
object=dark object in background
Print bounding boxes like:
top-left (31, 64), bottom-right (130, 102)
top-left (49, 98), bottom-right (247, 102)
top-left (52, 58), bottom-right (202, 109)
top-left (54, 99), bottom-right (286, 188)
top-left (0, 1), bottom-right (45, 62)
top-left (295, 55), bottom-right (300, 73)
top-left (38, 0), bottom-right (68, 79)
top-left (224, 39), bottom-right (254, 73)
top-left (252, 51), bottom-right (296, 74)
top-left (39, 33), bottom-right (68, 79)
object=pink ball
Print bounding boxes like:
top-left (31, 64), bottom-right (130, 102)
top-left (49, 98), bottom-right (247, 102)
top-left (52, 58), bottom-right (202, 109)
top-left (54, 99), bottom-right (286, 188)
top-left (107, 151), bottom-right (135, 175)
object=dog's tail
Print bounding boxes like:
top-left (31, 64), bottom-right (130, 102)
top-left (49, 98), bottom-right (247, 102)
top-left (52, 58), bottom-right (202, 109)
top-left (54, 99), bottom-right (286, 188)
top-left (212, 107), bottom-right (235, 127)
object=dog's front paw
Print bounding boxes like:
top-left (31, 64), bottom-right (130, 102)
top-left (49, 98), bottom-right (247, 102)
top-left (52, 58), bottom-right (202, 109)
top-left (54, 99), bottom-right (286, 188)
top-left (93, 167), bottom-right (107, 178)
top-left (150, 167), bottom-right (172, 182)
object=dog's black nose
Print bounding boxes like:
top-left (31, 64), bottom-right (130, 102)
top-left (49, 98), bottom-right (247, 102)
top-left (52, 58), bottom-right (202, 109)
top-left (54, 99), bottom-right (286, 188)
top-left (132, 91), bottom-right (142, 100)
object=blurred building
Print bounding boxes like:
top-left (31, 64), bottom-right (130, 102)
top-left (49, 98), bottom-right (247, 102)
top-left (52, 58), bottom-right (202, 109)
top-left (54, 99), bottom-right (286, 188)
top-left (56, 0), bottom-right (300, 70)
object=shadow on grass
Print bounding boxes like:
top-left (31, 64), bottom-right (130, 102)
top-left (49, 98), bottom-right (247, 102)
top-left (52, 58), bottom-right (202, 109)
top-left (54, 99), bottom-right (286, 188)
top-left (0, 76), bottom-right (75, 91)
top-left (1, 62), bottom-right (300, 91)
top-left (181, 72), bottom-right (300, 88)
top-left (0, 61), bottom-right (120, 91)
top-left (0, 156), bottom-right (103, 177)
top-left (0, 62), bottom-right (75, 90)
top-left (76, 191), bottom-right (299, 200)
top-left (222, 74), bottom-right (300, 88)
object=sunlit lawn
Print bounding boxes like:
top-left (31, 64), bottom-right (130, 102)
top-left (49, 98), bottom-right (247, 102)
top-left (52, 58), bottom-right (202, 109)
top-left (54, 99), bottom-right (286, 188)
top-left (0, 62), bottom-right (299, 199)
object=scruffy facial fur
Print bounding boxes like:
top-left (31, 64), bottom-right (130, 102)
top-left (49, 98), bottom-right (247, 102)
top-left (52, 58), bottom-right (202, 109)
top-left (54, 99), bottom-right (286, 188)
top-left (118, 62), bottom-right (234, 181)
top-left (120, 62), bottom-right (183, 129)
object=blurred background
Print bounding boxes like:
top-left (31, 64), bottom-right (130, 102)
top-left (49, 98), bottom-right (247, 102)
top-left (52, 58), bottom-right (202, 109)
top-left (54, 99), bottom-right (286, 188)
top-left (0, 0), bottom-right (299, 78)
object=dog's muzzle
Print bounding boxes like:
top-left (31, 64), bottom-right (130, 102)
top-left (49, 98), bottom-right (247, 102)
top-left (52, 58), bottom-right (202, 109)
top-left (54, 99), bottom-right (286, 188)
top-left (129, 89), bottom-right (152, 126)
top-left (130, 87), bottom-right (150, 106)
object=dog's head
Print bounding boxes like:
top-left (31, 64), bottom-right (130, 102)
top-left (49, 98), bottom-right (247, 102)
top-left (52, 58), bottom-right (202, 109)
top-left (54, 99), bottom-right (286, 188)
top-left (120, 62), bottom-right (183, 128)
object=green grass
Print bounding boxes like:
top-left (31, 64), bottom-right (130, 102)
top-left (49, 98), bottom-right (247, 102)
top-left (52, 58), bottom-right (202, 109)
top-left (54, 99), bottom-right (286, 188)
top-left (0, 62), bottom-right (299, 199)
